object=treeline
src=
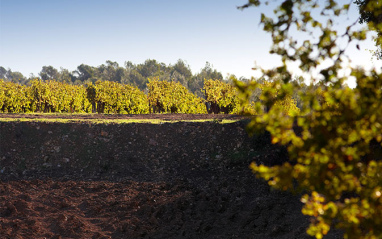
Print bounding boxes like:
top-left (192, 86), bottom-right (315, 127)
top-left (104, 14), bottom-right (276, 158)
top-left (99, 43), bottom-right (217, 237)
top-left (0, 59), bottom-right (231, 97)
top-left (1, 59), bottom-right (339, 115)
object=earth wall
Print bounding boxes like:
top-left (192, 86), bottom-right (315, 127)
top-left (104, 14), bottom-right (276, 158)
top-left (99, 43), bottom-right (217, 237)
top-left (0, 119), bottom-right (341, 238)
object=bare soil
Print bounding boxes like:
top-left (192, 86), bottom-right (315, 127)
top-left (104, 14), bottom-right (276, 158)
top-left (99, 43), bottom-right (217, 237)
top-left (0, 114), bottom-right (342, 239)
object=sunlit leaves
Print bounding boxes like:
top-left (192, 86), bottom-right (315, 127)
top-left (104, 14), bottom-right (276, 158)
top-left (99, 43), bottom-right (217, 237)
top-left (0, 79), bottom-right (150, 114)
top-left (30, 79), bottom-right (91, 113)
top-left (203, 79), bottom-right (242, 114)
top-left (0, 79), bottom-right (30, 113)
top-left (87, 80), bottom-right (149, 114)
top-left (147, 78), bottom-right (206, 114)
top-left (240, 0), bottom-right (382, 238)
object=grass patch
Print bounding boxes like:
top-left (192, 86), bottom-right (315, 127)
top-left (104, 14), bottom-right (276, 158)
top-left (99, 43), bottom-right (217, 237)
top-left (0, 117), bottom-right (241, 124)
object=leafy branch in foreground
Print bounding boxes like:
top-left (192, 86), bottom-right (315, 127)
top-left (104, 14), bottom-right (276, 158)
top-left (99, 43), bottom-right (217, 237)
top-left (238, 1), bottom-right (382, 238)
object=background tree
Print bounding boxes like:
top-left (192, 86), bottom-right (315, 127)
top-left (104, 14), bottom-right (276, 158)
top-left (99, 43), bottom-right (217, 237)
top-left (123, 61), bottom-right (147, 90)
top-left (39, 66), bottom-right (59, 82)
top-left (169, 59), bottom-right (193, 87)
top-left (237, 1), bottom-right (382, 238)
top-left (189, 61), bottom-right (223, 97)
top-left (96, 60), bottom-right (127, 83)
top-left (1, 59), bottom-right (226, 93)
top-left (0, 67), bottom-right (27, 84)
top-left (74, 64), bottom-right (97, 84)
top-left (355, 0), bottom-right (382, 59)
top-left (0, 67), bottom-right (7, 79)
top-left (57, 67), bottom-right (75, 84)
top-left (8, 71), bottom-right (27, 84)
top-left (136, 59), bottom-right (165, 79)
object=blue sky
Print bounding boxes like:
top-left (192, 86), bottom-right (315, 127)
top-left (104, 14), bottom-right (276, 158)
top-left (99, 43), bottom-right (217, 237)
top-left (0, 0), bottom-right (380, 80)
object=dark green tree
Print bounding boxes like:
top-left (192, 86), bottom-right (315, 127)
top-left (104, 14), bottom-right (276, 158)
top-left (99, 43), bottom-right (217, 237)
top-left (137, 59), bottom-right (163, 78)
top-left (0, 67), bottom-right (7, 79)
top-left (189, 62), bottom-right (223, 97)
top-left (354, 0), bottom-right (382, 59)
top-left (96, 61), bottom-right (127, 83)
top-left (0, 67), bottom-right (26, 83)
top-left (124, 61), bottom-right (147, 90)
top-left (39, 66), bottom-right (59, 81)
top-left (169, 59), bottom-right (193, 87)
top-left (9, 72), bottom-right (27, 84)
top-left (74, 64), bottom-right (96, 84)
top-left (57, 67), bottom-right (75, 84)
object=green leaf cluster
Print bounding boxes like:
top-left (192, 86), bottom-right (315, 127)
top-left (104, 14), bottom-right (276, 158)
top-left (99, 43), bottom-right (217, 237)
top-left (0, 79), bottom-right (31, 113)
top-left (30, 79), bottom-right (91, 113)
top-left (86, 80), bottom-right (149, 114)
top-left (258, 80), bottom-right (300, 116)
top-left (203, 79), bottom-right (240, 114)
top-left (0, 79), bottom-right (149, 114)
top-left (239, 1), bottom-right (382, 238)
top-left (147, 78), bottom-right (207, 114)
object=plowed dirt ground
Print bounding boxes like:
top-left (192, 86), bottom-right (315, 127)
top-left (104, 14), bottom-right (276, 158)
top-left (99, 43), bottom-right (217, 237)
top-left (0, 114), bottom-right (342, 239)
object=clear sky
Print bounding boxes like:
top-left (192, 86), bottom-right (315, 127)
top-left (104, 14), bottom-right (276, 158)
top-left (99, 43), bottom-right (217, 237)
top-left (0, 0), bottom-right (381, 80)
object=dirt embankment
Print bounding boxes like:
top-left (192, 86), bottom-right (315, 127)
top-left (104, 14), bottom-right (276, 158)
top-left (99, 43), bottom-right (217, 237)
top-left (0, 115), bottom-right (342, 239)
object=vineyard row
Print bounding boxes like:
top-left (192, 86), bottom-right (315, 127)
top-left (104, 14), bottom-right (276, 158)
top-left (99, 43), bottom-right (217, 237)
top-left (0, 78), bottom-right (299, 115)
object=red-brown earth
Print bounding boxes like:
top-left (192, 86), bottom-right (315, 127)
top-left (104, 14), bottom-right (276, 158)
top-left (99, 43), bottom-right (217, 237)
top-left (0, 114), bottom-right (342, 239)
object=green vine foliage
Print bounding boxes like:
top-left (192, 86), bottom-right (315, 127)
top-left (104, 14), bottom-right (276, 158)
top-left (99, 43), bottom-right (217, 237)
top-left (204, 78), bottom-right (299, 115)
top-left (88, 80), bottom-right (149, 114)
top-left (203, 79), bottom-right (240, 114)
top-left (0, 79), bottom-right (149, 114)
top-left (258, 80), bottom-right (300, 116)
top-left (147, 78), bottom-right (207, 114)
top-left (0, 79), bottom-right (31, 113)
top-left (2, 78), bottom-right (251, 115)
top-left (30, 79), bottom-right (91, 113)
top-left (238, 1), bottom-right (382, 238)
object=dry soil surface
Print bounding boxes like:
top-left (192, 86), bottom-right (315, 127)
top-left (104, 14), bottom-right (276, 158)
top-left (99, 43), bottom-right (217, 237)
top-left (0, 114), bottom-right (342, 239)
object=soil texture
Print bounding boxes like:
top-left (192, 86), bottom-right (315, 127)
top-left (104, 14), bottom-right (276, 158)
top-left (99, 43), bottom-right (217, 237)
top-left (0, 114), bottom-right (342, 238)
